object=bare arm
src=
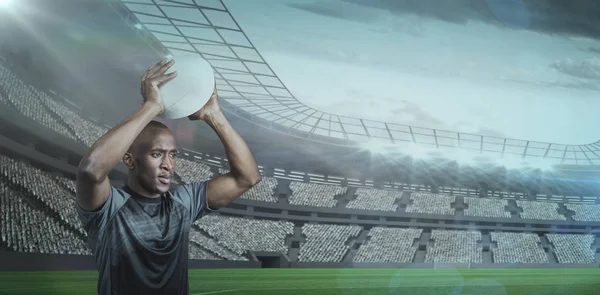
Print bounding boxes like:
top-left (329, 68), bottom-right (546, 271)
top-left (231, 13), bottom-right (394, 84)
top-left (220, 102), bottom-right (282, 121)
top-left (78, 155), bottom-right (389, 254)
top-left (76, 59), bottom-right (176, 211)
top-left (189, 88), bottom-right (261, 209)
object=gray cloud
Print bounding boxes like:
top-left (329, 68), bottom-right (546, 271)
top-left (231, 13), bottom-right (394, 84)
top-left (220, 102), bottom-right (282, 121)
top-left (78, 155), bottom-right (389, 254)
top-left (551, 58), bottom-right (600, 80)
top-left (287, 1), bottom-right (381, 24)
top-left (337, 0), bottom-right (600, 39)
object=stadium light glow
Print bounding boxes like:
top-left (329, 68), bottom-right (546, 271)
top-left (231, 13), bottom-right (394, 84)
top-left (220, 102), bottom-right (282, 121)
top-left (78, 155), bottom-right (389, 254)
top-left (0, 0), bottom-right (12, 8)
top-left (134, 23), bottom-right (143, 30)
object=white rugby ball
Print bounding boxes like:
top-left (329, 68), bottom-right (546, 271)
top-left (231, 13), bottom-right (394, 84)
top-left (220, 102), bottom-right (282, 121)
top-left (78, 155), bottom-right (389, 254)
top-left (159, 55), bottom-right (215, 119)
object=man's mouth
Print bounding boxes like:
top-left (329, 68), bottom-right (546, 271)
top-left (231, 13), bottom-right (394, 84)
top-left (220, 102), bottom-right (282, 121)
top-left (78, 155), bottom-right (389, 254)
top-left (158, 175), bottom-right (171, 185)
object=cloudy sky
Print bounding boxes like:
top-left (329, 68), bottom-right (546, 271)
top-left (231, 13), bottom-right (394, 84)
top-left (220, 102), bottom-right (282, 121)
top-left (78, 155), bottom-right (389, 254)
top-left (223, 0), bottom-right (600, 145)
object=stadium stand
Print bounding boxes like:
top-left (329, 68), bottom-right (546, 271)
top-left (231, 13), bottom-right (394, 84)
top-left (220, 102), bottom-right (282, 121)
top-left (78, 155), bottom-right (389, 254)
top-left (288, 181), bottom-right (346, 207)
top-left (425, 230), bottom-right (482, 263)
top-left (463, 197), bottom-right (511, 218)
top-left (516, 200), bottom-right (566, 220)
top-left (298, 223), bottom-right (362, 262)
top-left (188, 227), bottom-right (247, 261)
top-left (406, 192), bottom-right (455, 215)
top-left (565, 203), bottom-right (600, 222)
top-left (491, 232), bottom-right (548, 263)
top-left (195, 215), bottom-right (293, 255)
top-left (239, 177), bottom-right (278, 203)
top-left (32, 87), bottom-right (108, 147)
top-left (0, 180), bottom-right (91, 255)
top-left (188, 242), bottom-right (220, 260)
top-left (547, 234), bottom-right (595, 264)
top-left (176, 158), bottom-right (214, 183)
top-left (345, 188), bottom-right (401, 212)
top-left (0, 64), bottom-right (75, 140)
top-left (353, 227), bottom-right (422, 263)
top-left (0, 155), bottom-right (86, 236)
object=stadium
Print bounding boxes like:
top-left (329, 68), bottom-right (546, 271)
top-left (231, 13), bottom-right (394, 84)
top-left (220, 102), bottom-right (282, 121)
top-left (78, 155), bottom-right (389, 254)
top-left (1, 0), bottom-right (600, 294)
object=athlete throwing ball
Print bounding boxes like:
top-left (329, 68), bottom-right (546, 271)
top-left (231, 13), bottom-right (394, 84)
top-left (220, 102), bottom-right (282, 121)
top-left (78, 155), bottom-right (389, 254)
top-left (75, 59), bottom-right (261, 294)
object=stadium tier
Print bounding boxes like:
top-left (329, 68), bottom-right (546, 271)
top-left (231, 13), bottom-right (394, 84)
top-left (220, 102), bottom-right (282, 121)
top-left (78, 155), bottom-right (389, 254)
top-left (1, 57), bottom-right (600, 268)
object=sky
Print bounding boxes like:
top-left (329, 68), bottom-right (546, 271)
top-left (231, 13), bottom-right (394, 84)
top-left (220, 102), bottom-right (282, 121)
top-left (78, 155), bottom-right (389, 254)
top-left (3, 0), bottom-right (600, 146)
top-left (223, 0), bottom-right (600, 145)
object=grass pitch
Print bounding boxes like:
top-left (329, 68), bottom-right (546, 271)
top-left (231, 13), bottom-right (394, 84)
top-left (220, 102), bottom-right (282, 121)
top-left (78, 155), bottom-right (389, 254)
top-left (0, 268), bottom-right (598, 294)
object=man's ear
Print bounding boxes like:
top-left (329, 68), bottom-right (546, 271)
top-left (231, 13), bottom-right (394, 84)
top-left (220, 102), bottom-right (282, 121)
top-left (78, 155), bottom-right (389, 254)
top-left (123, 153), bottom-right (134, 170)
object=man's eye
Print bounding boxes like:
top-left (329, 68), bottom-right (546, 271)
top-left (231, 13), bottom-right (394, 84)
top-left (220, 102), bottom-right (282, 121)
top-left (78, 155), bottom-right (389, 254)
top-left (170, 153), bottom-right (178, 159)
top-left (152, 153), bottom-right (161, 157)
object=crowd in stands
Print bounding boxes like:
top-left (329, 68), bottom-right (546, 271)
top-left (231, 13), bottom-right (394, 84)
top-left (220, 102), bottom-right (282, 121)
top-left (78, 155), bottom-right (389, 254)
top-left (0, 155), bottom-right (85, 236)
top-left (288, 181), bottom-right (346, 207)
top-left (406, 192), bottom-right (455, 215)
top-left (33, 87), bottom-right (108, 147)
top-left (0, 64), bottom-right (74, 140)
top-left (547, 234), bottom-right (595, 264)
top-left (353, 227), bottom-right (422, 263)
top-left (516, 200), bottom-right (566, 220)
top-left (298, 223), bottom-right (361, 262)
top-left (463, 197), bottom-right (511, 218)
top-left (188, 242), bottom-right (220, 260)
top-left (346, 188), bottom-right (401, 212)
top-left (491, 232), bottom-right (548, 263)
top-left (195, 215), bottom-right (293, 255)
top-left (188, 227), bottom-right (247, 261)
top-left (0, 180), bottom-right (91, 255)
top-left (1, 62), bottom-right (600, 265)
top-left (176, 158), bottom-right (214, 183)
top-left (240, 177), bottom-right (278, 203)
top-left (425, 230), bottom-right (482, 263)
top-left (565, 204), bottom-right (600, 222)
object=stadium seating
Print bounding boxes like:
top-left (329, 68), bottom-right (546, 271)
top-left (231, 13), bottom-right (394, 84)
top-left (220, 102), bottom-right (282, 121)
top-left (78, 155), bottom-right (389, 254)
top-left (288, 181), bottom-right (346, 207)
top-left (547, 234), bottom-right (595, 264)
top-left (425, 230), bottom-right (482, 263)
top-left (491, 232), bottom-right (548, 263)
top-left (345, 188), bottom-right (401, 212)
top-left (195, 215), bottom-right (293, 255)
top-left (33, 87), bottom-right (108, 147)
top-left (516, 200), bottom-right (566, 220)
top-left (298, 223), bottom-right (362, 262)
top-left (239, 177), bottom-right (278, 203)
top-left (406, 192), bottom-right (455, 215)
top-left (189, 227), bottom-right (248, 261)
top-left (565, 204), bottom-right (600, 222)
top-left (463, 197), bottom-right (511, 218)
top-left (176, 158), bottom-right (214, 183)
top-left (188, 242), bottom-right (220, 260)
top-left (0, 180), bottom-right (91, 255)
top-left (0, 64), bottom-right (75, 140)
top-left (0, 155), bottom-right (86, 236)
top-left (353, 227), bottom-right (422, 263)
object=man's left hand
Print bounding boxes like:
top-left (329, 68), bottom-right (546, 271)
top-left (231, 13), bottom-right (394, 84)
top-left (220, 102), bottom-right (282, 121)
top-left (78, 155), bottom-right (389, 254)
top-left (188, 83), bottom-right (221, 121)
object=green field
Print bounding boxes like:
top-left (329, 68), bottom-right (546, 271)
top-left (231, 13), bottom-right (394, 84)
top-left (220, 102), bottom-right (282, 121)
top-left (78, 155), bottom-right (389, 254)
top-left (0, 268), bottom-right (599, 295)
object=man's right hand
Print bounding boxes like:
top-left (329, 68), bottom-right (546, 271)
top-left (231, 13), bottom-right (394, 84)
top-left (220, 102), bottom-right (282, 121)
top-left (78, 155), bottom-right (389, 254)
top-left (140, 59), bottom-right (177, 114)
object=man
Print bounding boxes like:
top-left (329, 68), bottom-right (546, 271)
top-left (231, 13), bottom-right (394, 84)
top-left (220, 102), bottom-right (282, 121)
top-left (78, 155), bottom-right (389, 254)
top-left (75, 59), bottom-right (261, 295)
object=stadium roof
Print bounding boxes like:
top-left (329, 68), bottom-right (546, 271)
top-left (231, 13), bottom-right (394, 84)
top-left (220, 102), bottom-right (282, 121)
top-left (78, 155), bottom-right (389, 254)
top-left (110, 0), bottom-right (600, 167)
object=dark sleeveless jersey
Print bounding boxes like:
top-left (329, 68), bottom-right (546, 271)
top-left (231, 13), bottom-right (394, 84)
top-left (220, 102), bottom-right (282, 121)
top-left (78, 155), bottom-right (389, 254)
top-left (77, 181), bottom-right (213, 295)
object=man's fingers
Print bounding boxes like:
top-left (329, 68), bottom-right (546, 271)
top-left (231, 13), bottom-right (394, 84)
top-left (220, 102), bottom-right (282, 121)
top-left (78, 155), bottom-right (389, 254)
top-left (157, 71), bottom-right (178, 82)
top-left (153, 71), bottom-right (178, 87)
top-left (145, 59), bottom-right (168, 80)
top-left (154, 59), bottom-right (175, 77)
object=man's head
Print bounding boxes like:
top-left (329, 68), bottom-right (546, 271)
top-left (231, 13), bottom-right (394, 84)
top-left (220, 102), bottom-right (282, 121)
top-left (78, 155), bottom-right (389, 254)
top-left (123, 121), bottom-right (177, 197)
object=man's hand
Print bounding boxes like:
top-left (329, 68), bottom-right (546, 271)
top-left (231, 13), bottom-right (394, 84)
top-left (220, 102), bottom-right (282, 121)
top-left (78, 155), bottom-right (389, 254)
top-left (140, 59), bottom-right (177, 115)
top-left (188, 83), bottom-right (221, 121)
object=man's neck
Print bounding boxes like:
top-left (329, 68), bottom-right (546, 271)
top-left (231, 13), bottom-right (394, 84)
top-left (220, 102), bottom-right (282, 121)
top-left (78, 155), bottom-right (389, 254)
top-left (125, 180), bottom-right (161, 198)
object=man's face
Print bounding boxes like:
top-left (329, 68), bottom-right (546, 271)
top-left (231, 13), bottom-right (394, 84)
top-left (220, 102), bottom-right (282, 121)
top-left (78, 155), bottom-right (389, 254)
top-left (130, 130), bottom-right (178, 196)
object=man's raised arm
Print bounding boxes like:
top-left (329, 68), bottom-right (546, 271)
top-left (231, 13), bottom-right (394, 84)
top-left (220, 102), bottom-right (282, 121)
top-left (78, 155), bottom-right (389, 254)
top-left (76, 59), bottom-right (176, 211)
top-left (188, 85), bottom-right (261, 209)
